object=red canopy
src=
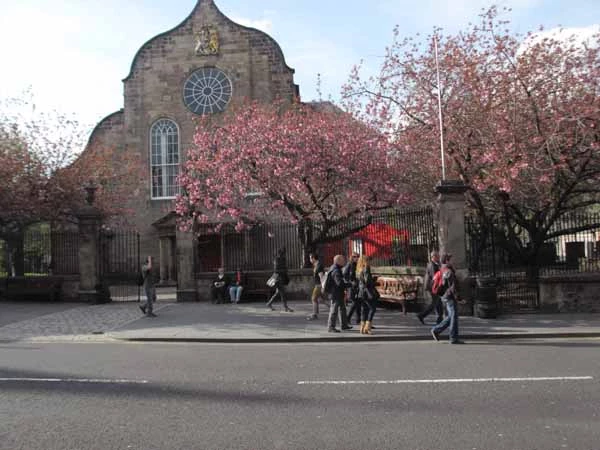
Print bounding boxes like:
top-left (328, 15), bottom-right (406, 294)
top-left (350, 223), bottom-right (409, 259)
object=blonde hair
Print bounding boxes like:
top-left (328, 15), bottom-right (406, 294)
top-left (356, 255), bottom-right (369, 274)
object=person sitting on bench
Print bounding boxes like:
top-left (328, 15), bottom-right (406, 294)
top-left (229, 268), bottom-right (244, 304)
top-left (211, 267), bottom-right (229, 304)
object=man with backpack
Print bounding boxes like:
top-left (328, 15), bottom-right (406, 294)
top-left (417, 251), bottom-right (444, 325)
top-left (325, 254), bottom-right (352, 332)
top-left (430, 253), bottom-right (464, 344)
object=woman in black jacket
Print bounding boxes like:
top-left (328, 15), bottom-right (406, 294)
top-left (357, 255), bottom-right (378, 334)
top-left (266, 247), bottom-right (293, 312)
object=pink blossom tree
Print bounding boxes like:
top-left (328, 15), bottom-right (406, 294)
top-left (343, 6), bottom-right (600, 270)
top-left (176, 101), bottom-right (412, 262)
top-left (0, 94), bottom-right (142, 275)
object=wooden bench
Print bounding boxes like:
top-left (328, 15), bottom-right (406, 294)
top-left (3, 276), bottom-right (63, 302)
top-left (240, 274), bottom-right (272, 302)
top-left (375, 275), bottom-right (420, 314)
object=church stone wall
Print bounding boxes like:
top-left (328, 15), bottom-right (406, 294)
top-left (85, 0), bottom-right (298, 272)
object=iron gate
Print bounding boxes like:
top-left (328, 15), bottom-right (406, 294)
top-left (98, 229), bottom-right (140, 302)
top-left (465, 217), bottom-right (539, 313)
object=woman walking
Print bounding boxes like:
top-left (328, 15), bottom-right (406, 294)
top-left (266, 247), bottom-right (293, 312)
top-left (357, 255), bottom-right (378, 334)
top-left (306, 253), bottom-right (325, 320)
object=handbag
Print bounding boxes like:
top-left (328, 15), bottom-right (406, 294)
top-left (266, 273), bottom-right (279, 288)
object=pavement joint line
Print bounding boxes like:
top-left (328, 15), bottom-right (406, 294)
top-left (297, 376), bottom-right (595, 385)
top-left (0, 377), bottom-right (149, 384)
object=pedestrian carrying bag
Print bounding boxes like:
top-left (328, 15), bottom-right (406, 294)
top-left (320, 270), bottom-right (333, 294)
top-left (431, 267), bottom-right (449, 296)
top-left (136, 272), bottom-right (145, 287)
top-left (266, 273), bottom-right (279, 288)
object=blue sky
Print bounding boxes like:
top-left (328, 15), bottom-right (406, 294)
top-left (1, 0), bottom-right (599, 131)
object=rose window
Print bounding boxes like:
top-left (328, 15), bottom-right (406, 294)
top-left (183, 68), bottom-right (232, 115)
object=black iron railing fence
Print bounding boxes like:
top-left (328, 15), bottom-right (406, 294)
top-left (465, 213), bottom-right (600, 276)
top-left (98, 229), bottom-right (140, 280)
top-left (195, 207), bottom-right (438, 273)
top-left (0, 239), bottom-right (6, 277)
top-left (0, 230), bottom-right (79, 277)
top-left (98, 229), bottom-right (141, 302)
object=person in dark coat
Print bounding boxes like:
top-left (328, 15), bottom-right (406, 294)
top-left (327, 255), bottom-right (352, 332)
top-left (266, 247), bottom-right (293, 312)
top-left (211, 267), bottom-right (229, 304)
top-left (344, 253), bottom-right (361, 325)
top-left (417, 251), bottom-right (444, 325)
top-left (357, 255), bottom-right (378, 334)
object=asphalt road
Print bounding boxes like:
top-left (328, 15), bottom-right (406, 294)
top-left (1, 339), bottom-right (599, 450)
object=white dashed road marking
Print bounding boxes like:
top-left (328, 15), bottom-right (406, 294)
top-left (0, 378), bottom-right (149, 384)
top-left (297, 376), bottom-right (594, 385)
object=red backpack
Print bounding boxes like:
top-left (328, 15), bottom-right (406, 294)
top-left (431, 267), bottom-right (450, 296)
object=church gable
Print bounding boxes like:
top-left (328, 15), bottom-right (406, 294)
top-left (83, 0), bottom-right (300, 259)
top-left (123, 0), bottom-right (297, 106)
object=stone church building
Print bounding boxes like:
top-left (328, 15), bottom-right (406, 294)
top-left (85, 0), bottom-right (300, 300)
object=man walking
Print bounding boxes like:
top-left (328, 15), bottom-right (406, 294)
top-left (344, 253), bottom-right (361, 325)
top-left (417, 251), bottom-right (444, 325)
top-left (140, 256), bottom-right (157, 317)
top-left (431, 253), bottom-right (464, 344)
top-left (327, 255), bottom-right (352, 332)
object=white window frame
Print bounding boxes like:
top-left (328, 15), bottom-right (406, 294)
top-left (150, 118), bottom-right (180, 200)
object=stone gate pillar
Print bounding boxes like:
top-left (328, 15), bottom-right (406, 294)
top-left (77, 183), bottom-right (108, 304)
top-left (435, 180), bottom-right (472, 314)
top-left (159, 237), bottom-right (169, 284)
top-left (176, 230), bottom-right (197, 302)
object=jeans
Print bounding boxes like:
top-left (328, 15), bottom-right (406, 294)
top-left (143, 285), bottom-right (156, 313)
top-left (346, 287), bottom-right (361, 323)
top-left (361, 295), bottom-right (377, 322)
top-left (418, 292), bottom-right (444, 322)
top-left (328, 296), bottom-right (349, 329)
top-left (229, 286), bottom-right (243, 303)
top-left (432, 298), bottom-right (459, 342)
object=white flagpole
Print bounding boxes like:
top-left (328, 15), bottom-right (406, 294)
top-left (434, 34), bottom-right (446, 181)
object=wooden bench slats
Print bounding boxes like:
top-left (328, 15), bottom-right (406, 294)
top-left (375, 275), bottom-right (421, 314)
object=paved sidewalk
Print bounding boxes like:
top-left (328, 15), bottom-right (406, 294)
top-left (109, 302), bottom-right (600, 342)
top-left (2, 300), bottom-right (600, 343)
top-left (0, 301), bottom-right (168, 342)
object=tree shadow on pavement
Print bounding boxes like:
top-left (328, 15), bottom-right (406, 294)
top-left (0, 367), bottom-right (305, 405)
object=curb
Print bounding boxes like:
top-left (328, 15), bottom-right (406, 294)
top-left (109, 331), bottom-right (600, 344)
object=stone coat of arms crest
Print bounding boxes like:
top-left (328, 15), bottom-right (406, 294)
top-left (195, 26), bottom-right (219, 56)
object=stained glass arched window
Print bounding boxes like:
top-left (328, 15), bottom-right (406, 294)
top-left (150, 119), bottom-right (180, 199)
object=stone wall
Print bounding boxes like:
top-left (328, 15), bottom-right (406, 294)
top-left (84, 0), bottom-right (298, 265)
top-left (60, 276), bottom-right (81, 302)
top-left (539, 273), bottom-right (600, 313)
top-left (196, 269), bottom-right (313, 303)
top-left (121, 0), bottom-right (297, 261)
